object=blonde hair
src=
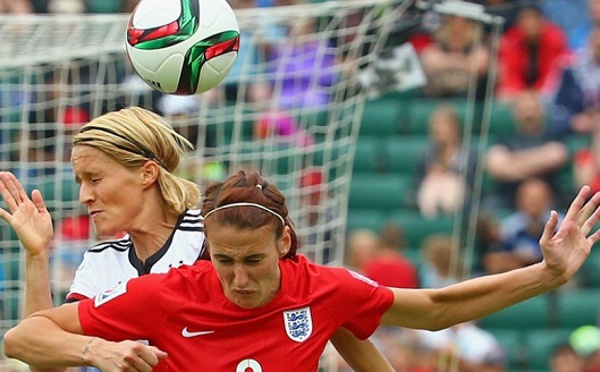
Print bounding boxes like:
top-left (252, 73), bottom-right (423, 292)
top-left (73, 107), bottom-right (200, 215)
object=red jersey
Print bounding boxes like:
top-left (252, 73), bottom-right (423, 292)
top-left (78, 255), bottom-right (394, 371)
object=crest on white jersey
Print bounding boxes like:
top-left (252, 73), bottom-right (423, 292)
top-left (283, 307), bottom-right (313, 343)
top-left (348, 269), bottom-right (379, 287)
top-left (94, 281), bottom-right (127, 307)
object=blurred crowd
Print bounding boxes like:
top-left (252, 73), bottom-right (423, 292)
top-left (3, 0), bottom-right (600, 371)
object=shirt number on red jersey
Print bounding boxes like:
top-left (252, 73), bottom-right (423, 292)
top-left (236, 359), bottom-right (262, 371)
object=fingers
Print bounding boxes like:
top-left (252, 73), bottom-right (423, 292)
top-left (148, 346), bottom-right (168, 361)
top-left (31, 189), bottom-right (48, 214)
top-left (540, 210), bottom-right (559, 246)
top-left (564, 186), bottom-right (592, 223)
top-left (0, 171), bottom-right (30, 211)
top-left (588, 229), bottom-right (600, 246)
top-left (0, 172), bottom-right (19, 211)
top-left (577, 191), bottom-right (600, 235)
top-left (123, 345), bottom-right (166, 371)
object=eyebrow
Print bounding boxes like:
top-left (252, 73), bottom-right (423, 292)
top-left (213, 253), bottom-right (265, 260)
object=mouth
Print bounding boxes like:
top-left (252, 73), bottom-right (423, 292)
top-left (89, 210), bottom-right (102, 218)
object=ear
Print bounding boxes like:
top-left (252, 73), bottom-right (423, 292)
top-left (278, 226), bottom-right (292, 258)
top-left (140, 160), bottom-right (160, 189)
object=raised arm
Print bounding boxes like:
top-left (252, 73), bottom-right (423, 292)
top-left (0, 171), bottom-right (55, 315)
top-left (3, 303), bottom-right (167, 371)
top-left (381, 186), bottom-right (600, 330)
top-left (330, 328), bottom-right (394, 372)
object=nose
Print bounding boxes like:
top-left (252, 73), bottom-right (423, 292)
top-left (233, 263), bottom-right (249, 288)
top-left (79, 182), bottom-right (93, 206)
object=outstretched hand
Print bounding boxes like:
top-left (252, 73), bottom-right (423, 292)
top-left (539, 185), bottom-right (600, 284)
top-left (0, 171), bottom-right (54, 256)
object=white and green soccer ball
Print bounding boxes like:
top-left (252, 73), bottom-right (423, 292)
top-left (126, 0), bottom-right (240, 95)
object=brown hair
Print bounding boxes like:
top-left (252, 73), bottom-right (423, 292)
top-left (201, 170), bottom-right (299, 259)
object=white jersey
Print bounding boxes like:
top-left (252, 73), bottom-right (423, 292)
top-left (66, 209), bottom-right (205, 302)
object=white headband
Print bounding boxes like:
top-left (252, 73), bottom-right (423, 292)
top-left (203, 202), bottom-right (286, 226)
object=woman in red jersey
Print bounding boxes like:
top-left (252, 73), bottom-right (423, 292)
top-left (0, 108), bottom-right (394, 372)
top-left (5, 169), bottom-right (600, 372)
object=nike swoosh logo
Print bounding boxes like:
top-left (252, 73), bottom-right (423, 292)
top-left (181, 327), bottom-right (215, 338)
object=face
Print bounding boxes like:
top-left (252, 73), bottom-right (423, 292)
top-left (71, 145), bottom-right (146, 238)
top-left (430, 113), bottom-right (459, 146)
top-left (513, 94), bottom-right (544, 135)
top-left (517, 181), bottom-right (551, 217)
top-left (208, 223), bottom-right (291, 309)
top-left (518, 8), bottom-right (543, 41)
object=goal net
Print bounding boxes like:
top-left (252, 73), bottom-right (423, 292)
top-left (0, 0), bottom-right (408, 369)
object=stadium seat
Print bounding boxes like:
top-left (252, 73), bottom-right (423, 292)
top-left (348, 174), bottom-right (411, 211)
top-left (487, 329), bottom-right (526, 370)
top-left (405, 98), bottom-right (474, 135)
top-left (381, 135), bottom-right (428, 175)
top-left (353, 136), bottom-right (386, 173)
top-left (557, 289), bottom-right (600, 328)
top-left (580, 250), bottom-right (600, 287)
top-left (524, 328), bottom-right (572, 370)
top-left (564, 134), bottom-right (591, 156)
top-left (346, 209), bottom-right (387, 233)
top-left (487, 102), bottom-right (515, 136)
top-left (26, 177), bottom-right (79, 206)
top-left (3, 254), bottom-right (21, 282)
top-left (480, 295), bottom-right (551, 330)
top-left (359, 98), bottom-right (402, 136)
top-left (388, 210), bottom-right (455, 248)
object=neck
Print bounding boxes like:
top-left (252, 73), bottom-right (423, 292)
top-left (129, 212), bottom-right (179, 263)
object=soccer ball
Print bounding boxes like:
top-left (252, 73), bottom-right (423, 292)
top-left (126, 0), bottom-right (240, 95)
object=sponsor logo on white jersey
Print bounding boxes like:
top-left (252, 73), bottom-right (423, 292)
top-left (94, 281), bottom-right (127, 307)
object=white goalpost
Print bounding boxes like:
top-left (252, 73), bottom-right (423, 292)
top-left (0, 1), bottom-right (408, 370)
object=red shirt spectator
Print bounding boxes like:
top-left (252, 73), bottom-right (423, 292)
top-left (364, 255), bottom-right (419, 288)
top-left (498, 5), bottom-right (568, 99)
top-left (363, 222), bottom-right (419, 288)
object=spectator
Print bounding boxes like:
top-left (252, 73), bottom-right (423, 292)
top-left (414, 105), bottom-right (477, 219)
top-left (420, 234), bottom-right (463, 289)
top-left (47, 0), bottom-right (85, 13)
top-left (550, 343), bottom-right (584, 372)
top-left (415, 321), bottom-right (507, 372)
top-left (253, 106), bottom-right (313, 147)
top-left (569, 0), bottom-right (600, 51)
top-left (203, 0), bottom-right (271, 104)
top-left (485, 0), bottom-right (521, 29)
top-left (497, 1), bottom-right (568, 99)
top-left (344, 228), bottom-right (378, 274)
top-left (419, 15), bottom-right (490, 99)
top-left (541, 0), bottom-right (589, 51)
top-left (500, 178), bottom-right (560, 267)
top-left (573, 121), bottom-right (600, 194)
top-left (549, 25), bottom-right (600, 137)
top-left (0, 0), bottom-right (33, 13)
top-left (485, 91), bottom-right (568, 209)
top-left (476, 214), bottom-right (522, 275)
top-left (363, 222), bottom-right (419, 288)
top-left (297, 168), bottom-right (336, 263)
top-left (266, 19), bottom-right (337, 109)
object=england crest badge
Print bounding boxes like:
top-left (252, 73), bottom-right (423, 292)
top-left (283, 307), bottom-right (313, 343)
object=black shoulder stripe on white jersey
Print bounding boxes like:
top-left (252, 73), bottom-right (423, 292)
top-left (88, 237), bottom-right (132, 253)
top-left (178, 223), bottom-right (204, 232)
top-left (179, 209), bottom-right (204, 231)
